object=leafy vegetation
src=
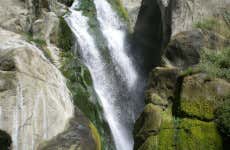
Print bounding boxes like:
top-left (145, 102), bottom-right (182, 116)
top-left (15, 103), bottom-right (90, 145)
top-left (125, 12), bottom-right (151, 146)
top-left (195, 16), bottom-right (230, 38)
top-left (197, 47), bottom-right (230, 81)
top-left (193, 13), bottom-right (230, 81)
top-left (215, 97), bottom-right (230, 137)
top-left (58, 17), bottom-right (74, 52)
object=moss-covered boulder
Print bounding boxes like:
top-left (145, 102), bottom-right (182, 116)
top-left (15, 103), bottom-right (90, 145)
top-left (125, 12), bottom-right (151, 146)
top-left (146, 67), bottom-right (179, 106)
top-left (176, 118), bottom-right (222, 150)
top-left (179, 73), bottom-right (230, 120)
top-left (134, 104), bottom-right (162, 149)
top-left (136, 116), bottom-right (223, 150)
top-left (145, 91), bottom-right (168, 108)
top-left (138, 129), bottom-right (175, 150)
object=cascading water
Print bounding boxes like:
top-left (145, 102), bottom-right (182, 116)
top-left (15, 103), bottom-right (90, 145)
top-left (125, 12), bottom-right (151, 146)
top-left (66, 1), bottom-right (144, 150)
top-left (93, 0), bottom-right (137, 88)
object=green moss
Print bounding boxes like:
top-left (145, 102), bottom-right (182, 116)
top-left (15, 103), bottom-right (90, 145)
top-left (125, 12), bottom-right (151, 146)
top-left (177, 119), bottom-right (222, 150)
top-left (89, 122), bottom-right (102, 150)
top-left (134, 104), bottom-right (162, 149)
top-left (137, 135), bottom-right (158, 150)
top-left (134, 104), bottom-right (162, 136)
top-left (138, 118), bottom-right (222, 150)
top-left (160, 105), bottom-right (174, 129)
top-left (180, 97), bottom-right (215, 120)
top-left (138, 129), bottom-right (175, 150)
top-left (157, 129), bottom-right (175, 150)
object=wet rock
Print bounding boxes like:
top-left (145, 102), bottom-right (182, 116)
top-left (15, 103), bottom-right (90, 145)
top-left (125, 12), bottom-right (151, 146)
top-left (134, 104), bottom-right (162, 149)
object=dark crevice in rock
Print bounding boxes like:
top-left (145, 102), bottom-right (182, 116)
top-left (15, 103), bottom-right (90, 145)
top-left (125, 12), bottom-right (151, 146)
top-left (172, 75), bottom-right (184, 116)
top-left (0, 58), bottom-right (16, 71)
top-left (177, 114), bottom-right (214, 122)
top-left (131, 0), bottom-right (164, 74)
top-left (131, 0), bottom-right (175, 75)
top-left (0, 130), bottom-right (12, 150)
top-left (157, 0), bottom-right (175, 49)
top-left (58, 0), bottom-right (74, 7)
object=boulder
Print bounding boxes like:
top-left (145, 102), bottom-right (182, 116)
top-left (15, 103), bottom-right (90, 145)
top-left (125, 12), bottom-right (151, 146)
top-left (164, 30), bottom-right (204, 69)
top-left (179, 73), bottom-right (230, 120)
top-left (38, 110), bottom-right (100, 150)
top-left (164, 29), bottom-right (230, 69)
top-left (134, 104), bottom-right (162, 149)
top-left (0, 28), bottom-right (74, 150)
top-left (138, 119), bottom-right (222, 150)
top-left (147, 67), bottom-right (179, 104)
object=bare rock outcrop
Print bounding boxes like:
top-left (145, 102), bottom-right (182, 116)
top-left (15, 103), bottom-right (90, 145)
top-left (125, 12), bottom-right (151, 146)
top-left (0, 28), bottom-right (74, 150)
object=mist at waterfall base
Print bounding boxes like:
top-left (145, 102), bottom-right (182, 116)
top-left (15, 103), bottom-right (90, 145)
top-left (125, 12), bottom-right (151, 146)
top-left (65, 0), bottom-right (145, 149)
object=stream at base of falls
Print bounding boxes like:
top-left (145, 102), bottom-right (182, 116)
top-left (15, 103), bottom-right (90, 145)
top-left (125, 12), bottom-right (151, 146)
top-left (65, 0), bottom-right (145, 149)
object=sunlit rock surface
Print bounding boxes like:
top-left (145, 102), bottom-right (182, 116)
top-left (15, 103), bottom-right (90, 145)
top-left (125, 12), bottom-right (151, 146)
top-left (0, 28), bottom-right (74, 150)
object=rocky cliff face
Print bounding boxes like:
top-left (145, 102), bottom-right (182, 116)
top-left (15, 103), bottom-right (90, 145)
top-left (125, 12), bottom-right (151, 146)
top-left (133, 0), bottom-right (230, 149)
top-left (0, 28), bottom-right (74, 149)
top-left (0, 0), bottom-right (99, 150)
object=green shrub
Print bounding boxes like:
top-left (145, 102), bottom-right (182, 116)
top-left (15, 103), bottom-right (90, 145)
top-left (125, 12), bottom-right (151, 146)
top-left (215, 97), bottom-right (230, 137)
top-left (195, 17), bottom-right (230, 38)
top-left (58, 17), bottom-right (74, 52)
top-left (195, 19), bottom-right (218, 31)
top-left (197, 47), bottom-right (230, 81)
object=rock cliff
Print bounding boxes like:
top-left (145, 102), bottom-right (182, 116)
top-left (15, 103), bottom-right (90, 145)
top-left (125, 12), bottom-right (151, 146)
top-left (0, 0), bottom-right (99, 150)
top-left (133, 0), bottom-right (230, 149)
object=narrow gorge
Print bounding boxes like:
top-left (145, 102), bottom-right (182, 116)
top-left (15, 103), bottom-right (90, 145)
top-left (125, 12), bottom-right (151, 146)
top-left (0, 0), bottom-right (229, 150)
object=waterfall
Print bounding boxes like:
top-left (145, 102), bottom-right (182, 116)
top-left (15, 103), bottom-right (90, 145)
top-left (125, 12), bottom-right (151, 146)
top-left (66, 1), bottom-right (144, 150)
top-left (93, 0), bottom-right (137, 88)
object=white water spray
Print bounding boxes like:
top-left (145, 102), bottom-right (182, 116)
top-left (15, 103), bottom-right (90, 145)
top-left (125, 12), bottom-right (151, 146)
top-left (94, 0), bottom-right (137, 88)
top-left (66, 0), bottom-right (142, 150)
